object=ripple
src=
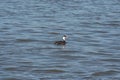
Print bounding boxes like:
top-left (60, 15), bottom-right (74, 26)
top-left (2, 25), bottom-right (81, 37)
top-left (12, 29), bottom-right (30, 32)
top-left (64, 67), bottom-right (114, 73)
top-left (3, 68), bottom-right (15, 72)
top-left (15, 39), bottom-right (39, 43)
top-left (101, 58), bottom-right (120, 62)
top-left (109, 46), bottom-right (120, 50)
top-left (3, 66), bottom-right (20, 71)
top-left (48, 32), bottom-right (60, 34)
top-left (2, 78), bottom-right (21, 80)
top-left (91, 70), bottom-right (119, 76)
top-left (91, 30), bottom-right (109, 33)
top-left (56, 55), bottom-right (84, 60)
top-left (17, 61), bottom-right (33, 64)
top-left (53, 50), bottom-right (79, 54)
top-left (32, 69), bottom-right (65, 74)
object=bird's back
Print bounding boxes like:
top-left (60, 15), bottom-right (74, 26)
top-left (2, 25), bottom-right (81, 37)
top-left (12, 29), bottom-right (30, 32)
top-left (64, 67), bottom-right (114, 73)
top-left (54, 41), bottom-right (66, 45)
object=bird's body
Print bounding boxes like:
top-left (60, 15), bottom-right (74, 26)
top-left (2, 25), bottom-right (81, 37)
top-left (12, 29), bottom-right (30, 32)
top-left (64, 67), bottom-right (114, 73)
top-left (54, 35), bottom-right (67, 45)
top-left (54, 40), bottom-right (66, 45)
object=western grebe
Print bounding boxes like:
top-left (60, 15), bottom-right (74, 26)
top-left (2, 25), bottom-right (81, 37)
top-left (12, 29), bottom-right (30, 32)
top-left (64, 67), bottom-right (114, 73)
top-left (54, 35), bottom-right (67, 45)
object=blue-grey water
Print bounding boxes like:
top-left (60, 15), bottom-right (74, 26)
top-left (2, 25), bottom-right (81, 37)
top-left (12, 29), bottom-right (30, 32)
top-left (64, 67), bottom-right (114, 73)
top-left (0, 0), bottom-right (120, 80)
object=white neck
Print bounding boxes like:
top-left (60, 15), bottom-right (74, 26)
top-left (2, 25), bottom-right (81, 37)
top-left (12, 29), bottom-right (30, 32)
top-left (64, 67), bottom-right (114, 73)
top-left (63, 36), bottom-right (66, 41)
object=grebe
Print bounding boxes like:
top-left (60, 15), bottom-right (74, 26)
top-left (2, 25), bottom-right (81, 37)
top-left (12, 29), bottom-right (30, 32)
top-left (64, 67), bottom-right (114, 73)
top-left (54, 35), bottom-right (67, 45)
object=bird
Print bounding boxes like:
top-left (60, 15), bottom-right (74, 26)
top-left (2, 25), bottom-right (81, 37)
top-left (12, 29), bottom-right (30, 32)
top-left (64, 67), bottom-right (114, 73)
top-left (54, 35), bottom-right (67, 45)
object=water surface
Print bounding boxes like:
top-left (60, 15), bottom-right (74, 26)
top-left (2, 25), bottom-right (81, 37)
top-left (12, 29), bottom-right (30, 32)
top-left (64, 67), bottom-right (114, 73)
top-left (0, 0), bottom-right (120, 80)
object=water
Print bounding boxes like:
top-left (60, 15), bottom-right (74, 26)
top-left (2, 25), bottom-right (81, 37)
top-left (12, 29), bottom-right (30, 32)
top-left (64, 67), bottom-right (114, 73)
top-left (0, 0), bottom-right (120, 80)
